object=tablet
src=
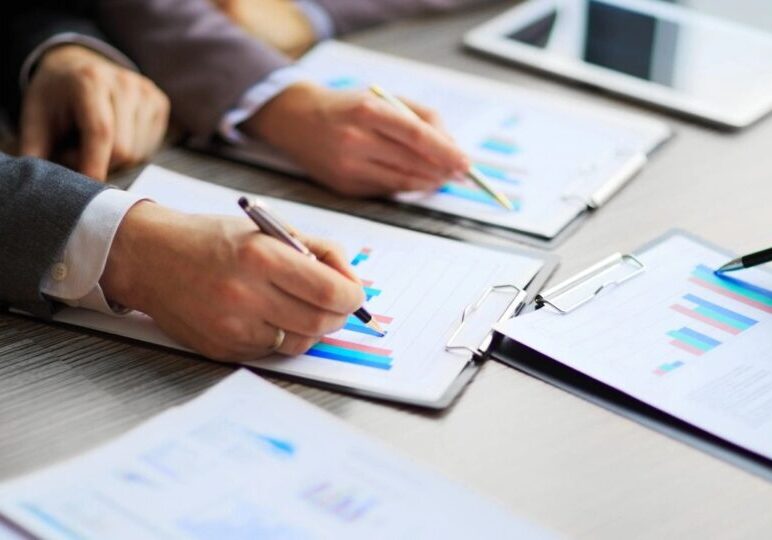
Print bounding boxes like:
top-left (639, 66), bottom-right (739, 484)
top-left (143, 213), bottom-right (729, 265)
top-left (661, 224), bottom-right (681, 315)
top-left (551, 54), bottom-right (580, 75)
top-left (464, 0), bottom-right (772, 129)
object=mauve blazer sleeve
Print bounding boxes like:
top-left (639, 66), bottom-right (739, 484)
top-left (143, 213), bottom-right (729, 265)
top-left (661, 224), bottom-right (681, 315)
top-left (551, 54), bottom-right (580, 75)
top-left (311, 0), bottom-right (505, 34)
top-left (94, 0), bottom-right (291, 137)
top-left (0, 154), bottom-right (106, 317)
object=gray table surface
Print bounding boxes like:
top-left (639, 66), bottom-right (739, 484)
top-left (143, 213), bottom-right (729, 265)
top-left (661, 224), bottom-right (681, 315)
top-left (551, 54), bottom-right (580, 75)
top-left (2, 3), bottom-right (772, 538)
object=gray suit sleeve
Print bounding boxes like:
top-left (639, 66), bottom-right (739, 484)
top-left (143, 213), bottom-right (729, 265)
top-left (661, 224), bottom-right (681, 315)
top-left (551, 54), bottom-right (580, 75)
top-left (312, 0), bottom-right (505, 34)
top-left (95, 0), bottom-right (291, 138)
top-left (0, 154), bottom-right (106, 317)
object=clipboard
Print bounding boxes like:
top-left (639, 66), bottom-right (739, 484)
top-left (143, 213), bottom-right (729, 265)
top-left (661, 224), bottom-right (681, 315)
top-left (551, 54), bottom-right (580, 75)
top-left (488, 230), bottom-right (772, 480)
top-left (187, 40), bottom-right (672, 248)
top-left (46, 166), bottom-right (561, 411)
top-left (47, 240), bottom-right (558, 411)
top-left (187, 137), bottom-right (649, 250)
top-left (282, 252), bottom-right (558, 410)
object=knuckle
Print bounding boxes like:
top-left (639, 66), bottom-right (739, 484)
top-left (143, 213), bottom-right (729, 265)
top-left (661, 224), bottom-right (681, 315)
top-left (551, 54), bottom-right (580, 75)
top-left (351, 98), bottom-right (378, 122)
top-left (112, 142), bottom-right (131, 162)
top-left (314, 281), bottom-right (338, 307)
top-left (338, 126), bottom-right (361, 147)
top-left (115, 69), bottom-right (135, 87)
top-left (77, 64), bottom-right (102, 82)
top-left (138, 76), bottom-right (156, 94)
top-left (90, 118), bottom-right (112, 139)
top-left (218, 278), bottom-right (250, 307)
top-left (239, 239), bottom-right (274, 270)
top-left (405, 123), bottom-right (424, 142)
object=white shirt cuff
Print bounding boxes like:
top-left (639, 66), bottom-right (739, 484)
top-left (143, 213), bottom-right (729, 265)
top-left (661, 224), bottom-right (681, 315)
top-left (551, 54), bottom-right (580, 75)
top-left (295, 0), bottom-right (336, 40)
top-left (218, 66), bottom-right (311, 145)
top-left (41, 189), bottom-right (147, 315)
top-left (20, 32), bottom-right (138, 92)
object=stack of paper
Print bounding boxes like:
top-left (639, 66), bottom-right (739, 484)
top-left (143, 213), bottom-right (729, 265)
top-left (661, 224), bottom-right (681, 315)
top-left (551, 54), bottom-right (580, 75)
top-left (0, 370), bottom-right (553, 539)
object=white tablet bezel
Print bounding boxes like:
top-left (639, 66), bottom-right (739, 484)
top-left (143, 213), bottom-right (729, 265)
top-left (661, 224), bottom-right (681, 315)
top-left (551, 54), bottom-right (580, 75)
top-left (464, 0), bottom-right (772, 129)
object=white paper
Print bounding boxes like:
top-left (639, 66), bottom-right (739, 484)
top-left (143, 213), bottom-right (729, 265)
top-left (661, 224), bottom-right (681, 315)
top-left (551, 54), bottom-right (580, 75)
top-left (219, 41), bottom-right (670, 239)
top-left (497, 233), bottom-right (772, 459)
top-left (55, 166), bottom-right (546, 405)
top-left (0, 370), bottom-right (553, 539)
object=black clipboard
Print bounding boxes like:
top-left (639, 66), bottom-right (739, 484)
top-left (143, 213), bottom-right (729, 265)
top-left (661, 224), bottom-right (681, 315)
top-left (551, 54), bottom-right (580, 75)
top-left (488, 230), bottom-right (772, 480)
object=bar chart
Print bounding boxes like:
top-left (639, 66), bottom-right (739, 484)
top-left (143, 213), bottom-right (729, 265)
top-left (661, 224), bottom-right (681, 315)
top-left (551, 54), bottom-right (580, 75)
top-left (670, 294), bottom-right (758, 335)
top-left (479, 135), bottom-right (518, 156)
top-left (351, 247), bottom-right (372, 266)
top-left (667, 327), bottom-right (722, 356)
top-left (437, 182), bottom-right (521, 210)
top-left (472, 162), bottom-right (522, 186)
top-left (306, 337), bottom-right (394, 371)
top-left (689, 264), bottom-right (772, 314)
top-left (654, 361), bottom-right (685, 376)
top-left (302, 481), bottom-right (378, 523)
top-left (661, 263), bottom-right (772, 369)
top-left (362, 280), bottom-right (381, 302)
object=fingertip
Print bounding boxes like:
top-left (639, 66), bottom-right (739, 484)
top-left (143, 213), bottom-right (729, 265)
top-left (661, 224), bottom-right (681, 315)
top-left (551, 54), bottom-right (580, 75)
top-left (82, 163), bottom-right (108, 181)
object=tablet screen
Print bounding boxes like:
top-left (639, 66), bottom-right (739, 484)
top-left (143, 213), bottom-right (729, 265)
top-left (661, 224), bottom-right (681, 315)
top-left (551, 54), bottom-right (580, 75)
top-left (506, 0), bottom-right (772, 104)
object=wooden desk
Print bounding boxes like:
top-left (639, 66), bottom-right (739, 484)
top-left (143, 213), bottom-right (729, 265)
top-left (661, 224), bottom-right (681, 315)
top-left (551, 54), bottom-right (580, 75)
top-left (2, 4), bottom-right (771, 538)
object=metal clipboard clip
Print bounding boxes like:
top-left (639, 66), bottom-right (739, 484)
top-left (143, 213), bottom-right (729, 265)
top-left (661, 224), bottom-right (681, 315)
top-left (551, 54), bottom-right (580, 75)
top-left (561, 150), bottom-right (647, 209)
top-left (445, 284), bottom-right (524, 356)
top-left (535, 253), bottom-right (645, 314)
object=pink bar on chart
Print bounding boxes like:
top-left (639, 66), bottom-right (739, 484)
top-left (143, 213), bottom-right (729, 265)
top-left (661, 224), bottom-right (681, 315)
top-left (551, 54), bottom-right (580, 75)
top-left (689, 278), bottom-right (772, 314)
top-left (669, 304), bottom-right (742, 335)
top-left (320, 337), bottom-right (393, 356)
top-left (670, 339), bottom-right (705, 356)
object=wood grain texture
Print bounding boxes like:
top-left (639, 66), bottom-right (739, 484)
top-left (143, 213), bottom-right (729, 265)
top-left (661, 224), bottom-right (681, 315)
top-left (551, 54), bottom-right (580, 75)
top-left (2, 3), bottom-right (772, 538)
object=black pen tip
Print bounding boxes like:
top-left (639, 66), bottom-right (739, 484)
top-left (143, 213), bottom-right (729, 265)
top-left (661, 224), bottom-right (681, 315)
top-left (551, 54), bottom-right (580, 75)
top-left (238, 196), bottom-right (249, 209)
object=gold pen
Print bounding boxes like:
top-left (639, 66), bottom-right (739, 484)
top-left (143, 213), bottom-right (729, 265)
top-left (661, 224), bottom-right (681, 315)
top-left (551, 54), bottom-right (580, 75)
top-left (369, 84), bottom-right (514, 211)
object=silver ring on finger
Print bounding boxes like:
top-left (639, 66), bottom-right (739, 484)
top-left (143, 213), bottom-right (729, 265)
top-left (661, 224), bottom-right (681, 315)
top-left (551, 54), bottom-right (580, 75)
top-left (269, 328), bottom-right (286, 353)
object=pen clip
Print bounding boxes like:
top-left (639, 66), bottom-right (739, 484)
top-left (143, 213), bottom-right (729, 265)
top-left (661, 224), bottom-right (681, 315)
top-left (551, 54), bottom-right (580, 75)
top-left (561, 150), bottom-right (647, 209)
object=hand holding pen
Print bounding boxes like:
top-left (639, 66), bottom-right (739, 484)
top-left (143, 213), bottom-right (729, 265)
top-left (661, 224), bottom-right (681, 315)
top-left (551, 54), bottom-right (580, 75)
top-left (369, 85), bottom-right (514, 210)
top-left (239, 197), bottom-right (387, 338)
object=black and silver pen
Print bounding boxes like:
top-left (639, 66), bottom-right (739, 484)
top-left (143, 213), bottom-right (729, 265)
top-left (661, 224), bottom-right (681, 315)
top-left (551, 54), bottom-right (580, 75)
top-left (715, 246), bottom-right (772, 274)
top-left (238, 197), bottom-right (386, 337)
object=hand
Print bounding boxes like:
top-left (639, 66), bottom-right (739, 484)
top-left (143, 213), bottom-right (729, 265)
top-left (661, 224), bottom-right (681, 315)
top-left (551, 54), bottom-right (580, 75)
top-left (20, 45), bottom-right (170, 180)
top-left (100, 202), bottom-right (365, 362)
top-left (243, 82), bottom-right (468, 197)
top-left (212, 0), bottom-right (317, 58)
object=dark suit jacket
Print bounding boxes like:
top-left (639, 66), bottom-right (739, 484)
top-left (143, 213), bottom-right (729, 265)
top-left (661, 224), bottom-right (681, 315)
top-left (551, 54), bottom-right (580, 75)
top-left (0, 154), bottom-right (106, 316)
top-left (0, 1), bottom-right (110, 122)
top-left (0, 2), bottom-right (109, 315)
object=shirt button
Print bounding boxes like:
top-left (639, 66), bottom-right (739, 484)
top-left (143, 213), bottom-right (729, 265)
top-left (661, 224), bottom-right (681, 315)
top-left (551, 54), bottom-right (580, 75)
top-left (51, 262), bottom-right (68, 282)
